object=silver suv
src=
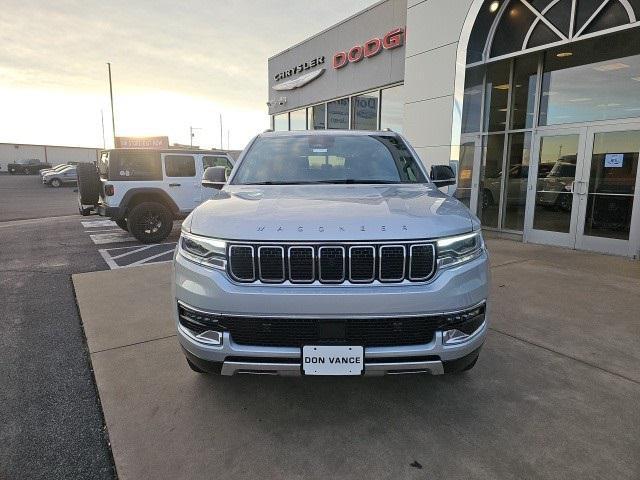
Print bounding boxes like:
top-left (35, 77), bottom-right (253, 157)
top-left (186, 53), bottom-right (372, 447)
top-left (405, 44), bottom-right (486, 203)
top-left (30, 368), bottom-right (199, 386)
top-left (174, 130), bottom-right (489, 376)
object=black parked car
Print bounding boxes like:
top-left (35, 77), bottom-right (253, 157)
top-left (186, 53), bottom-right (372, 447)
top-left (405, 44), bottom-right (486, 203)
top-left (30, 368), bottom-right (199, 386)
top-left (8, 159), bottom-right (52, 175)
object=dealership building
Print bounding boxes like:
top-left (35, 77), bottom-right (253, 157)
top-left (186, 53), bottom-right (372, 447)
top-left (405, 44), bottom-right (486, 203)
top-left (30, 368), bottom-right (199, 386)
top-left (268, 0), bottom-right (640, 258)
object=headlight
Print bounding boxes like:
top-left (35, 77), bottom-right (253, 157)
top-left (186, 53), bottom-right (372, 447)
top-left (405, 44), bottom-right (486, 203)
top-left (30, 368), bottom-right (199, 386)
top-left (437, 231), bottom-right (485, 268)
top-left (178, 231), bottom-right (227, 269)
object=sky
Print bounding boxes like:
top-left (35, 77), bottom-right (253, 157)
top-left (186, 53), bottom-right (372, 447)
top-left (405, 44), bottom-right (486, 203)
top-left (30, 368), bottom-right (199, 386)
top-left (0, 0), bottom-right (373, 150)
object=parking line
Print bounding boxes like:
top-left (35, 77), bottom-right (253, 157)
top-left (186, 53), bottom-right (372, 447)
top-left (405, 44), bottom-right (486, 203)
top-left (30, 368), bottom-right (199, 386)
top-left (98, 242), bottom-right (177, 270)
top-left (111, 245), bottom-right (156, 260)
top-left (81, 219), bottom-right (118, 228)
top-left (89, 232), bottom-right (135, 244)
top-left (98, 249), bottom-right (120, 270)
top-left (126, 249), bottom-right (175, 267)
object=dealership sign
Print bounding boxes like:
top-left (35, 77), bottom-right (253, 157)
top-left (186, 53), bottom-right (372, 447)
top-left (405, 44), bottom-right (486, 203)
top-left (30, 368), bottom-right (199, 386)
top-left (115, 136), bottom-right (169, 149)
top-left (333, 27), bottom-right (405, 69)
top-left (274, 56), bottom-right (325, 82)
top-left (273, 68), bottom-right (325, 91)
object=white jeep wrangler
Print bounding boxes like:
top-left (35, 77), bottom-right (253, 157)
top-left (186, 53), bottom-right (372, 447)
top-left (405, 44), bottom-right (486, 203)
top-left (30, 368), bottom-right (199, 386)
top-left (77, 149), bottom-right (234, 243)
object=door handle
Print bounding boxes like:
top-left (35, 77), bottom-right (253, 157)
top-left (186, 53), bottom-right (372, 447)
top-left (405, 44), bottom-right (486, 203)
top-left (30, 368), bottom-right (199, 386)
top-left (169, 183), bottom-right (181, 187)
top-left (575, 181), bottom-right (587, 195)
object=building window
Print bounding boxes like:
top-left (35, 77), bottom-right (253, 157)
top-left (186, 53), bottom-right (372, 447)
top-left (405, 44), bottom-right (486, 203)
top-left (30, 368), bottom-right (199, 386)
top-left (477, 134), bottom-right (505, 228)
top-left (308, 104), bottom-right (326, 129)
top-left (273, 114), bottom-right (288, 131)
top-left (380, 85), bottom-right (404, 132)
top-left (502, 132), bottom-right (531, 231)
top-left (351, 92), bottom-right (378, 130)
top-left (483, 61), bottom-right (510, 132)
top-left (539, 31), bottom-right (640, 126)
top-left (289, 109), bottom-right (306, 130)
top-left (327, 98), bottom-right (349, 129)
top-left (469, 0), bottom-right (639, 63)
top-left (454, 141), bottom-right (475, 208)
top-left (461, 68), bottom-right (483, 134)
top-left (510, 56), bottom-right (538, 130)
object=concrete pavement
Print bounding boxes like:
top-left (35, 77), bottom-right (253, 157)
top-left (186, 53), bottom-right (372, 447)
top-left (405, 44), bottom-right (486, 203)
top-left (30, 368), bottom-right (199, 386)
top-left (72, 240), bottom-right (640, 480)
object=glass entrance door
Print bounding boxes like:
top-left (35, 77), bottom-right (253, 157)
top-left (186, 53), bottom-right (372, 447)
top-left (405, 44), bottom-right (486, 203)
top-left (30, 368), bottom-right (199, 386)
top-left (525, 129), bottom-right (586, 248)
top-left (575, 125), bottom-right (640, 257)
top-left (525, 124), bottom-right (640, 257)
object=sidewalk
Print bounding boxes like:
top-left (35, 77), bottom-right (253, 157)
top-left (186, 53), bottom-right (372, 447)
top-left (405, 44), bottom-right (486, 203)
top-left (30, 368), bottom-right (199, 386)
top-left (72, 240), bottom-right (640, 480)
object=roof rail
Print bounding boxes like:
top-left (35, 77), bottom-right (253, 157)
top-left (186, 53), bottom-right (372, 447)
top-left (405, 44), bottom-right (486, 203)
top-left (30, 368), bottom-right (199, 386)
top-left (263, 128), bottom-right (274, 133)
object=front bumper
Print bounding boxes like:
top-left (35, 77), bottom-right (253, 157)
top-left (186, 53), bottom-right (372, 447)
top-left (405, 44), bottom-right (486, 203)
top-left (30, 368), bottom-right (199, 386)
top-left (174, 250), bottom-right (489, 376)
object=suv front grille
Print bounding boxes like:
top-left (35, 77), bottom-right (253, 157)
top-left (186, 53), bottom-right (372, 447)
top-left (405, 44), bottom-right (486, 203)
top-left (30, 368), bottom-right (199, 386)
top-left (258, 246), bottom-right (285, 282)
top-left (228, 242), bottom-right (436, 284)
top-left (178, 303), bottom-right (485, 348)
top-left (288, 247), bottom-right (314, 282)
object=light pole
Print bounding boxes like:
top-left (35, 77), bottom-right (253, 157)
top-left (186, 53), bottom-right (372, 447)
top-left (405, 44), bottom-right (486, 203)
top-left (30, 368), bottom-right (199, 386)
top-left (100, 109), bottom-right (106, 149)
top-left (190, 126), bottom-right (202, 147)
top-left (219, 113), bottom-right (223, 150)
top-left (107, 63), bottom-right (116, 146)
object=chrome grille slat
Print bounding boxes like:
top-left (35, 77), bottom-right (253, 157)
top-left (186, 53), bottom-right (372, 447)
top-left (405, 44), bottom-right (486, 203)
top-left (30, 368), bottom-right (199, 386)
top-left (228, 242), bottom-right (437, 284)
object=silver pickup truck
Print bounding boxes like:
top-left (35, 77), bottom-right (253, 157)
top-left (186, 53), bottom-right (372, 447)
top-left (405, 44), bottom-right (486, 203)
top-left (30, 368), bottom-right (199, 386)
top-left (173, 130), bottom-right (489, 377)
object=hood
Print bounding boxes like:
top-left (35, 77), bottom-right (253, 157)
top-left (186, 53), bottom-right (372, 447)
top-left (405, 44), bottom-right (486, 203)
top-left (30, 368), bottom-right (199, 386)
top-left (188, 184), bottom-right (474, 241)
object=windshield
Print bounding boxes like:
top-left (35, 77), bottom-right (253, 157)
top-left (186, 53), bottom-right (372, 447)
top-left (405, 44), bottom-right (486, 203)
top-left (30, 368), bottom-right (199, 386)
top-left (231, 134), bottom-right (427, 185)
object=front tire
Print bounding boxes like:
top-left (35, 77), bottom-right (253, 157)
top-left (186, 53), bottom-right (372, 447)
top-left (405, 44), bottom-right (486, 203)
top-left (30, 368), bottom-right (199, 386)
top-left (126, 202), bottom-right (173, 244)
top-left (114, 218), bottom-right (129, 232)
top-left (49, 178), bottom-right (62, 188)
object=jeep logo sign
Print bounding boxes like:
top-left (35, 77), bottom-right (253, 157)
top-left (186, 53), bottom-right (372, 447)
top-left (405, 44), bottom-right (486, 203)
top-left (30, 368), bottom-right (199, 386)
top-left (333, 27), bottom-right (405, 70)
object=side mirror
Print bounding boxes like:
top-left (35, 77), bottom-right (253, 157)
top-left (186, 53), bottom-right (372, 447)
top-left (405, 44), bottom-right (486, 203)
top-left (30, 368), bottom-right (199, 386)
top-left (430, 165), bottom-right (456, 187)
top-left (202, 166), bottom-right (227, 190)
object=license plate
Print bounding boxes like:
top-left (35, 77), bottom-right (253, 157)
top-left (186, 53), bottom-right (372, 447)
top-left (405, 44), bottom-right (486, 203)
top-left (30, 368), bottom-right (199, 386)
top-left (302, 346), bottom-right (364, 376)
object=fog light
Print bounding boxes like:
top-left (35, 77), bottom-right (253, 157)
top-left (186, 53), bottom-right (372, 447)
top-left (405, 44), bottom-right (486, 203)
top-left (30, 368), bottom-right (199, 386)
top-left (195, 330), bottom-right (223, 345)
top-left (443, 329), bottom-right (470, 345)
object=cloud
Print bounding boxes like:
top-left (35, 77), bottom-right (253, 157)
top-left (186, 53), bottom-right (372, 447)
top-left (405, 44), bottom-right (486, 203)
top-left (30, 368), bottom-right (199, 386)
top-left (0, 0), bottom-right (373, 148)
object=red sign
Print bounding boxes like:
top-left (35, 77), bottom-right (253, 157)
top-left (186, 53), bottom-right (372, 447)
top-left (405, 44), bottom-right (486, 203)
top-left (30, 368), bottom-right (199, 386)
top-left (333, 27), bottom-right (405, 70)
top-left (115, 136), bottom-right (169, 149)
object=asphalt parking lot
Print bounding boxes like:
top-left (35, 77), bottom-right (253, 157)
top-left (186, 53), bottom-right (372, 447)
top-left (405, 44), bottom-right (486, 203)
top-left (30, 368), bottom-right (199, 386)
top-left (0, 174), bottom-right (177, 479)
top-left (2, 173), bottom-right (640, 479)
top-left (0, 173), bottom-right (79, 221)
